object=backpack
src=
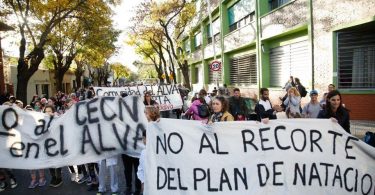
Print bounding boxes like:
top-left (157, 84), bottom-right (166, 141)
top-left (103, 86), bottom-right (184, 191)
top-left (300, 85), bottom-right (307, 97)
top-left (364, 132), bottom-right (375, 147)
top-left (197, 102), bottom-right (210, 118)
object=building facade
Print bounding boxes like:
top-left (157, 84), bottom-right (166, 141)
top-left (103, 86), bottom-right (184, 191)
top-left (6, 62), bottom-right (78, 104)
top-left (180, 0), bottom-right (375, 120)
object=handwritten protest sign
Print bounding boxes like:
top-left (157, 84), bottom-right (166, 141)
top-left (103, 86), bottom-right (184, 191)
top-left (94, 84), bottom-right (183, 111)
top-left (146, 119), bottom-right (375, 195)
top-left (0, 96), bottom-right (147, 169)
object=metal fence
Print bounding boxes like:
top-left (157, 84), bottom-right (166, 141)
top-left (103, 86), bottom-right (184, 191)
top-left (351, 120), bottom-right (375, 139)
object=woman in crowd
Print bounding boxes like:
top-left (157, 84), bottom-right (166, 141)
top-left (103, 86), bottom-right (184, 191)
top-left (184, 89), bottom-right (209, 123)
top-left (143, 91), bottom-right (157, 106)
top-left (25, 106), bottom-right (46, 189)
top-left (320, 84), bottom-right (336, 109)
top-left (318, 90), bottom-right (350, 134)
top-left (209, 96), bottom-right (234, 123)
top-left (283, 87), bottom-right (302, 118)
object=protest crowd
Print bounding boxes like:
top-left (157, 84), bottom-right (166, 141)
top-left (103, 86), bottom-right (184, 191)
top-left (0, 76), bottom-right (374, 195)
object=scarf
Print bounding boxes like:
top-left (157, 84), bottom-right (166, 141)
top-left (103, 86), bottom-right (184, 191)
top-left (211, 112), bottom-right (223, 122)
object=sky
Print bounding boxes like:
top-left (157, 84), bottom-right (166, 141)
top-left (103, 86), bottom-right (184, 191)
top-left (109, 0), bottom-right (143, 72)
top-left (1, 1), bottom-right (142, 72)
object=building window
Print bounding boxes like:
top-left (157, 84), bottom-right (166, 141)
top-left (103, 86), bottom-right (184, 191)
top-left (228, 0), bottom-right (256, 32)
top-left (230, 54), bottom-right (257, 85)
top-left (207, 18), bottom-right (220, 44)
top-left (35, 84), bottom-right (39, 95)
top-left (269, 40), bottom-right (309, 87)
top-left (269, 0), bottom-right (291, 11)
top-left (42, 84), bottom-right (49, 98)
top-left (337, 23), bottom-right (375, 89)
top-left (194, 31), bottom-right (202, 50)
top-left (194, 66), bottom-right (199, 84)
top-left (184, 39), bottom-right (190, 54)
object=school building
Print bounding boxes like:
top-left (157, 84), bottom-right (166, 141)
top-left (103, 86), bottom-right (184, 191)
top-left (178, 0), bottom-right (375, 122)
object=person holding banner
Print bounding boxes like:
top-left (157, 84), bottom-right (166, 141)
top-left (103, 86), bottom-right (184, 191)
top-left (23, 105), bottom-right (47, 189)
top-left (43, 105), bottom-right (63, 188)
top-left (209, 96), bottom-right (234, 123)
top-left (255, 88), bottom-right (282, 123)
top-left (318, 90), bottom-right (351, 134)
top-left (137, 106), bottom-right (160, 194)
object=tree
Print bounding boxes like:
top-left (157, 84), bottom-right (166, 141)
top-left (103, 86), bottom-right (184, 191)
top-left (3, 0), bottom-right (119, 103)
top-left (129, 0), bottom-right (195, 88)
top-left (46, 2), bottom-right (118, 92)
top-left (127, 29), bottom-right (165, 83)
top-left (111, 62), bottom-right (130, 85)
top-left (3, 0), bottom-right (90, 103)
top-left (151, 0), bottom-right (196, 88)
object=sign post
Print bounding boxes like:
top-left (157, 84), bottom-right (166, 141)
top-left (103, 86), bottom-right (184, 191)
top-left (210, 60), bottom-right (221, 87)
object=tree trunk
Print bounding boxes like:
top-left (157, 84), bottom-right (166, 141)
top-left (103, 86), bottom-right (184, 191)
top-left (166, 48), bottom-right (177, 83)
top-left (55, 70), bottom-right (65, 93)
top-left (16, 73), bottom-right (30, 105)
top-left (181, 60), bottom-right (190, 89)
top-left (75, 70), bottom-right (83, 89)
top-left (16, 47), bottom-right (44, 104)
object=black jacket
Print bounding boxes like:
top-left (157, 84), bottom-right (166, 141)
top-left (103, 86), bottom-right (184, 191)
top-left (317, 109), bottom-right (350, 134)
top-left (255, 101), bottom-right (277, 121)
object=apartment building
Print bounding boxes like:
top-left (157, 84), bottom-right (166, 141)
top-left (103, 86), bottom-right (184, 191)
top-left (179, 0), bottom-right (375, 120)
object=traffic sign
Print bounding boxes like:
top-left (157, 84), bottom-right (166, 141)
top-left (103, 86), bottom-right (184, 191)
top-left (210, 61), bottom-right (221, 71)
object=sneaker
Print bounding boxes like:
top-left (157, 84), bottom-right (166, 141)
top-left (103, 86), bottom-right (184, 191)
top-left (50, 178), bottom-right (63, 188)
top-left (77, 175), bottom-right (89, 184)
top-left (38, 179), bottom-right (47, 187)
top-left (10, 178), bottom-right (17, 189)
top-left (0, 181), bottom-right (8, 192)
top-left (111, 192), bottom-right (119, 195)
top-left (85, 177), bottom-right (93, 186)
top-left (96, 192), bottom-right (104, 195)
top-left (70, 173), bottom-right (77, 182)
top-left (28, 180), bottom-right (39, 189)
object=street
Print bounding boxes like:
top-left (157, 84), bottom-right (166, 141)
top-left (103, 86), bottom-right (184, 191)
top-left (2, 157), bottom-right (130, 195)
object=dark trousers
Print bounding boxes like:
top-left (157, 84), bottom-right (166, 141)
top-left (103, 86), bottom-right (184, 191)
top-left (87, 163), bottom-right (99, 182)
top-left (49, 168), bottom-right (62, 180)
top-left (121, 154), bottom-right (141, 194)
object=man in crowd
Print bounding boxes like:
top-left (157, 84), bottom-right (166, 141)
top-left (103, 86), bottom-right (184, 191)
top-left (255, 88), bottom-right (282, 122)
top-left (229, 88), bottom-right (247, 121)
top-left (302, 90), bottom-right (321, 118)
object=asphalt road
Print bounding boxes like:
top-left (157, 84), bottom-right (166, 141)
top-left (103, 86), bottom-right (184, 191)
top-left (1, 157), bottom-right (131, 195)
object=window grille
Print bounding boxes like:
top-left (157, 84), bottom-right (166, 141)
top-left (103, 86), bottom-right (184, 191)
top-left (230, 54), bottom-right (257, 85)
top-left (337, 26), bottom-right (375, 89)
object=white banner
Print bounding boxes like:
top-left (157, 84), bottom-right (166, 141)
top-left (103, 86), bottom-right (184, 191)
top-left (146, 119), bottom-right (375, 195)
top-left (0, 96), bottom-right (147, 169)
top-left (94, 84), bottom-right (183, 111)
